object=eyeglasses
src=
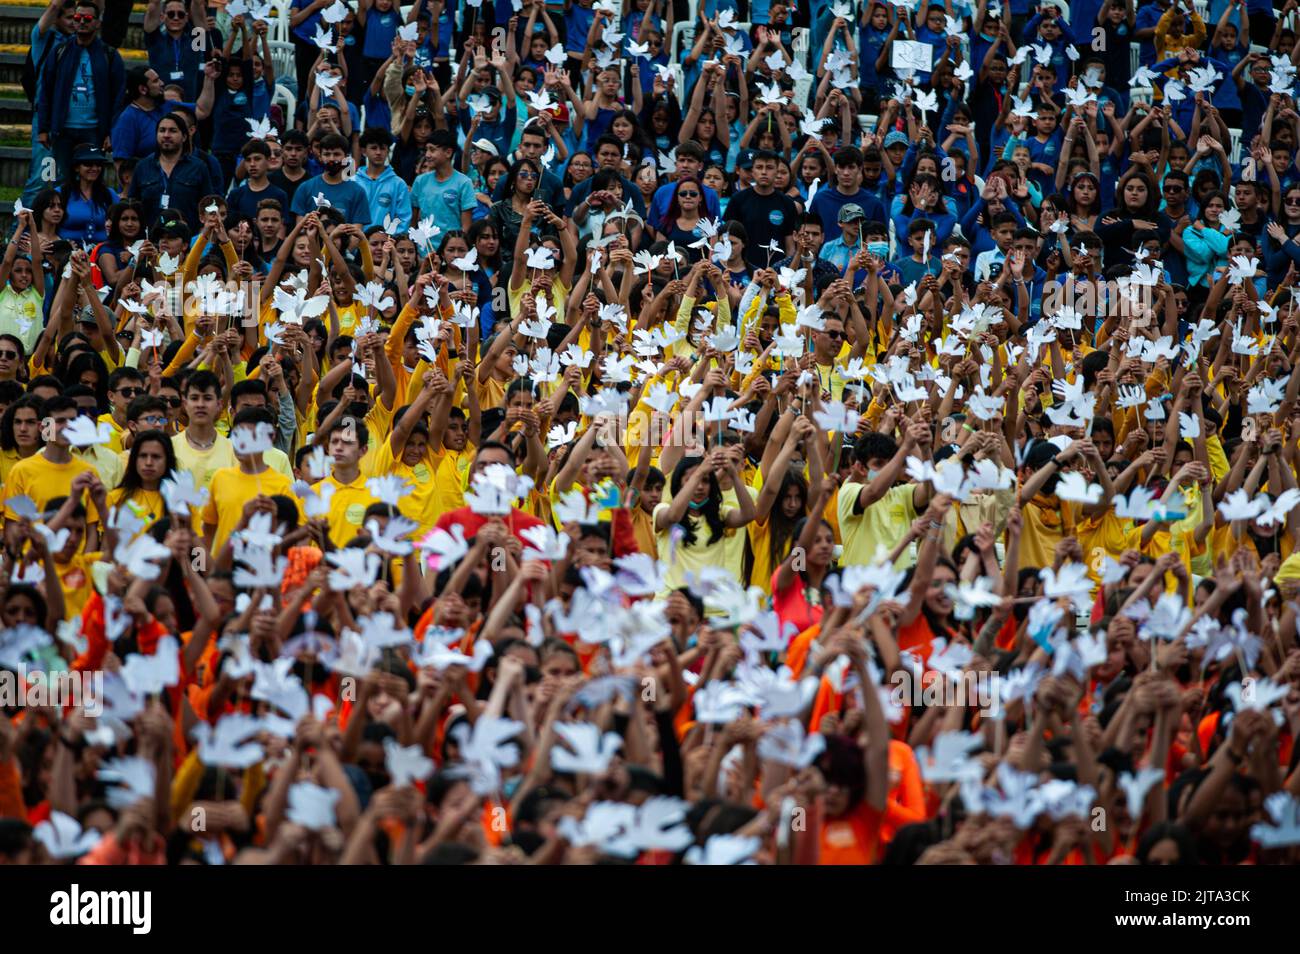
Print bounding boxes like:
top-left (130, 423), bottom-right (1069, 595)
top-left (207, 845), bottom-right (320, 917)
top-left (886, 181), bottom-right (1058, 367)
top-left (141, 415), bottom-right (168, 427)
top-left (164, 396), bottom-right (182, 407)
top-left (821, 329), bottom-right (844, 340)
top-left (0, 350), bottom-right (16, 359)
top-left (164, 10), bottom-right (186, 17)
top-left (517, 169), bottom-right (539, 180)
top-left (117, 386), bottom-right (144, 398)
top-left (1163, 183), bottom-right (1184, 192)
top-left (677, 190), bottom-right (700, 197)
top-left (72, 13), bottom-right (95, 21)
top-left (1286, 197), bottom-right (1300, 205)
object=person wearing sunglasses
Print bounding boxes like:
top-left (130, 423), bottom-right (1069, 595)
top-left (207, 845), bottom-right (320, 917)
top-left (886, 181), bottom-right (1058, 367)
top-left (653, 176), bottom-right (707, 252)
top-left (35, 1), bottom-right (125, 183)
top-left (1264, 186), bottom-right (1300, 286)
top-left (99, 366), bottom-right (147, 454)
top-left (0, 334), bottom-right (25, 386)
top-left (143, 0), bottom-right (211, 104)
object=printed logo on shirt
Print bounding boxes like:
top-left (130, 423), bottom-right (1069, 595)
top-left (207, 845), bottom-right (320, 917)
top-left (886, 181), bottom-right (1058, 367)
top-left (233, 93), bottom-right (247, 106)
top-left (768, 209), bottom-right (785, 226)
top-left (413, 463), bottom-right (431, 481)
top-left (346, 502), bottom-right (366, 525)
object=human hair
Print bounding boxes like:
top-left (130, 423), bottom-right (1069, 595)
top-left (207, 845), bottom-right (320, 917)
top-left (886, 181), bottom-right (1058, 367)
top-left (0, 394), bottom-right (45, 453)
top-left (503, 157), bottom-right (543, 200)
top-left (669, 456), bottom-right (725, 547)
top-left (117, 428), bottom-right (176, 502)
top-left (185, 369), bottom-right (222, 398)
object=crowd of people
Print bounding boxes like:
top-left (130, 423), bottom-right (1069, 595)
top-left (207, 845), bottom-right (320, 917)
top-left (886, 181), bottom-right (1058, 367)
top-left (1, 0), bottom-right (1300, 867)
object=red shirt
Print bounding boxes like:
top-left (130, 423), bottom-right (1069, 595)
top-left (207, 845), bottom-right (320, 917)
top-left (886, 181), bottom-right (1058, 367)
top-left (433, 506), bottom-right (544, 542)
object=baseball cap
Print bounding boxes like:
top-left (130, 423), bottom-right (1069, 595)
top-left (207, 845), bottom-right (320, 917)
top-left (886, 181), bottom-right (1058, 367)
top-left (883, 130), bottom-right (910, 149)
top-left (736, 148), bottom-right (756, 169)
top-left (838, 203), bottom-right (866, 224)
top-left (470, 138), bottom-right (499, 157)
top-left (72, 145), bottom-right (109, 165)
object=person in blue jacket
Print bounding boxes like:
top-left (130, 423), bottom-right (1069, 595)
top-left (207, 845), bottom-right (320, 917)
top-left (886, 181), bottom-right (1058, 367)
top-left (36, 0), bottom-right (124, 182)
top-left (355, 128), bottom-right (414, 233)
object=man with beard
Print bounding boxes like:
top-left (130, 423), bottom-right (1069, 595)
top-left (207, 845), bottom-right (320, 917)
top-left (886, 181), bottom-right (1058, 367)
top-left (127, 113), bottom-right (217, 233)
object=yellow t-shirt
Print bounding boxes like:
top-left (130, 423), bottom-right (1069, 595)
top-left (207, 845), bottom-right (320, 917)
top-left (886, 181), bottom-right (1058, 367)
top-left (367, 439), bottom-right (441, 532)
top-left (313, 472), bottom-right (381, 548)
top-left (54, 550), bottom-right (101, 620)
top-left (836, 482), bottom-right (918, 568)
top-left (106, 487), bottom-right (167, 528)
top-left (0, 447), bottom-right (34, 486)
top-left (653, 500), bottom-right (740, 601)
top-left (3, 453), bottom-right (100, 523)
top-left (201, 466), bottom-right (299, 554)
top-left (1019, 495), bottom-right (1076, 572)
top-left (1078, 509), bottom-right (1142, 587)
top-left (96, 412), bottom-right (126, 455)
top-left (434, 447), bottom-right (471, 518)
top-left (75, 444), bottom-right (123, 492)
top-left (171, 432), bottom-right (293, 490)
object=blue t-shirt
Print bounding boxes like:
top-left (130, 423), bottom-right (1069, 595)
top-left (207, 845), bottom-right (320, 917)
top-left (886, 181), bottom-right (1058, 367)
top-left (290, 0), bottom-right (323, 44)
top-left (289, 176), bottom-right (372, 226)
top-left (211, 68), bottom-right (257, 153)
top-left (410, 168), bottom-right (477, 235)
top-left (565, 5), bottom-right (595, 53)
top-left (362, 6), bottom-right (401, 59)
top-left (66, 48), bottom-right (97, 129)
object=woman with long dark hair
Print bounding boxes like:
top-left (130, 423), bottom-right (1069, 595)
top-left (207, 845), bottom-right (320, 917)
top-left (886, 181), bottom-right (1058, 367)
top-left (58, 146), bottom-right (117, 246)
top-left (488, 158), bottom-right (554, 273)
top-left (654, 176), bottom-right (707, 250)
top-left (96, 200), bottom-right (145, 289)
top-left (108, 428), bottom-right (176, 526)
top-left (1063, 171), bottom-right (1102, 233)
top-left (465, 218), bottom-right (503, 284)
top-left (1177, 189), bottom-right (1232, 293)
top-left (1096, 170), bottom-right (1166, 268)
top-left (654, 450), bottom-right (757, 595)
top-left (65, 350), bottom-right (111, 413)
top-left (1264, 184), bottom-right (1300, 285)
top-left (30, 188), bottom-right (66, 258)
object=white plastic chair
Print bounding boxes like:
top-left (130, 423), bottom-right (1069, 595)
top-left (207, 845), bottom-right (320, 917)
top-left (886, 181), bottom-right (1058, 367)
top-left (269, 40), bottom-right (297, 94)
top-left (272, 82), bottom-right (296, 123)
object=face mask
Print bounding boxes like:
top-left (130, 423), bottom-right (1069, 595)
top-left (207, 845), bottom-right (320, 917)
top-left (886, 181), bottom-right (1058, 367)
top-left (866, 242), bottom-right (888, 258)
top-left (687, 498), bottom-right (708, 510)
top-left (866, 468), bottom-right (880, 482)
top-left (324, 160), bottom-right (344, 175)
top-left (405, 85), bottom-right (416, 97)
